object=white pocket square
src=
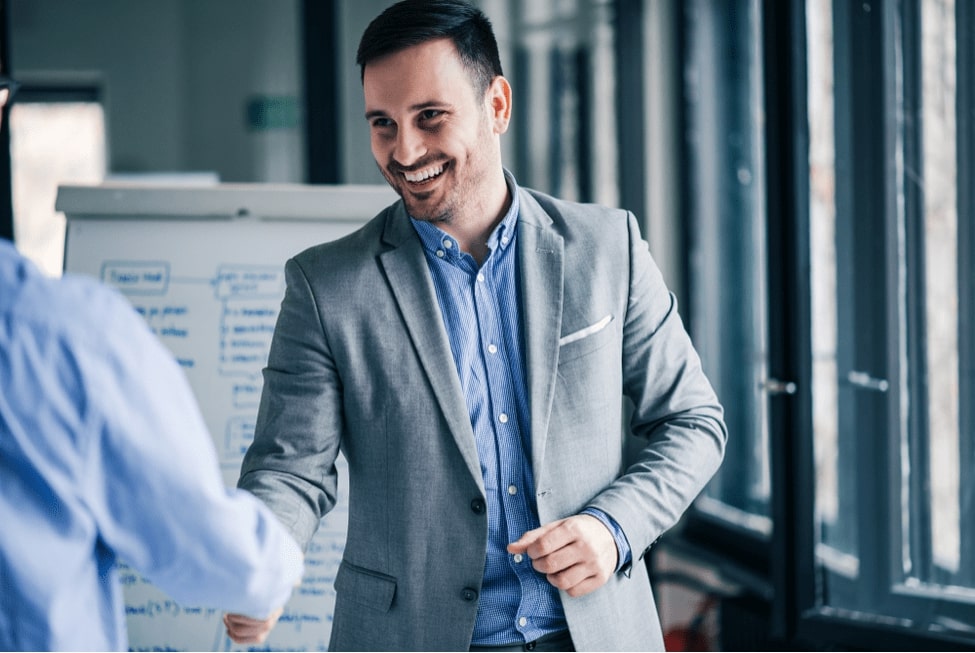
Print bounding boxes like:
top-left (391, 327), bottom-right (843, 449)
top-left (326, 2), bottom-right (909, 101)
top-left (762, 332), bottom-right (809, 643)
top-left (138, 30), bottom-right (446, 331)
top-left (558, 314), bottom-right (614, 346)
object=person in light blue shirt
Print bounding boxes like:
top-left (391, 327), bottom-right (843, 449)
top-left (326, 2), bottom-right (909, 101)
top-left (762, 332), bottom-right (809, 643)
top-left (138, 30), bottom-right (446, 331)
top-left (0, 75), bottom-right (303, 651)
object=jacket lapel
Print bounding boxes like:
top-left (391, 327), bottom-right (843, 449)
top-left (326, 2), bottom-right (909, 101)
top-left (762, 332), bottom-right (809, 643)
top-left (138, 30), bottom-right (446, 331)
top-left (516, 190), bottom-right (564, 479)
top-left (378, 204), bottom-right (485, 493)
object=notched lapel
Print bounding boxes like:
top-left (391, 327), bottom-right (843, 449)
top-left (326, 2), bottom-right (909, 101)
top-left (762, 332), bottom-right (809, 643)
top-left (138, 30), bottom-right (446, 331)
top-left (517, 190), bottom-right (565, 482)
top-left (378, 207), bottom-right (484, 493)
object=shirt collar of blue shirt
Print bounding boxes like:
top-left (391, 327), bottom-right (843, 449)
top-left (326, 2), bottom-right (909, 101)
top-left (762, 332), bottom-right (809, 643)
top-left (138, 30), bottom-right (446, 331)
top-left (409, 168), bottom-right (521, 263)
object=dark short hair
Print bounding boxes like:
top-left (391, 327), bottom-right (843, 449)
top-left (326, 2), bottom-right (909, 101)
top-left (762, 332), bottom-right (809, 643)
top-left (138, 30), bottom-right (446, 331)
top-left (357, 0), bottom-right (503, 96)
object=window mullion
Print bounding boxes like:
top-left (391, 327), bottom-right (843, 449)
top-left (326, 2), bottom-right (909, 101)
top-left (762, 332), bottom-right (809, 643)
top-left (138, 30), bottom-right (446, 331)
top-left (833, 0), bottom-right (899, 612)
top-left (956, 0), bottom-right (975, 588)
top-left (899, 0), bottom-right (934, 587)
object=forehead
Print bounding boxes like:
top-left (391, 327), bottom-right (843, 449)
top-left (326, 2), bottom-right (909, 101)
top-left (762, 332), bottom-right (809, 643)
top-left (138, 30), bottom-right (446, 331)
top-left (362, 38), bottom-right (479, 112)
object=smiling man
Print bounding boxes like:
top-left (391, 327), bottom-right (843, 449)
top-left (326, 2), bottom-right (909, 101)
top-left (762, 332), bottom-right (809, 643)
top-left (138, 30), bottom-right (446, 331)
top-left (227, 1), bottom-right (727, 651)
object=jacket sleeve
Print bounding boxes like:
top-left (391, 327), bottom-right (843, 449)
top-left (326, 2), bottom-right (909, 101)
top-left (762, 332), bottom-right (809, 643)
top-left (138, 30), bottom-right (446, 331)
top-left (238, 256), bottom-right (344, 549)
top-left (586, 211), bottom-right (727, 565)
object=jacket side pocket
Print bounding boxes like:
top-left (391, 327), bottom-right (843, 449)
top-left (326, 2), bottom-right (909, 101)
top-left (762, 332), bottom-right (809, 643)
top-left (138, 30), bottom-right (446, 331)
top-left (334, 560), bottom-right (397, 613)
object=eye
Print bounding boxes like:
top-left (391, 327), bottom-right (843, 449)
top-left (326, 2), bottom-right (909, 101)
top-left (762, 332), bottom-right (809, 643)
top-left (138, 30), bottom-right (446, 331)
top-left (419, 109), bottom-right (443, 122)
top-left (370, 117), bottom-right (394, 129)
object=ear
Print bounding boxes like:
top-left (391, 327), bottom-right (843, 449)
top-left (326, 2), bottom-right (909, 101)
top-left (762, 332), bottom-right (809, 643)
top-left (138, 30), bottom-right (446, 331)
top-left (486, 75), bottom-right (512, 134)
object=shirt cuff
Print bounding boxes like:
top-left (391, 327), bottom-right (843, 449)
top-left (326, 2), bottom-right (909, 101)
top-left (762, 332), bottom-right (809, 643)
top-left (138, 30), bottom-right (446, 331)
top-left (580, 507), bottom-right (632, 574)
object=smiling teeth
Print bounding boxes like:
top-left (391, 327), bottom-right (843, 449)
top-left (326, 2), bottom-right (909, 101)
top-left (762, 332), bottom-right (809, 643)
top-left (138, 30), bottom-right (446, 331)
top-left (404, 165), bottom-right (444, 182)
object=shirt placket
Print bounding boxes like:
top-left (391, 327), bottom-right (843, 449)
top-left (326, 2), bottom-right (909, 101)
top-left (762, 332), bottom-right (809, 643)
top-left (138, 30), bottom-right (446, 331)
top-left (474, 255), bottom-right (542, 641)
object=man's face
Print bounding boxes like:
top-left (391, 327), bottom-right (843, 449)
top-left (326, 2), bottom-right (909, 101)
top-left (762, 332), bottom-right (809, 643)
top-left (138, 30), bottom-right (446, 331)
top-left (363, 38), bottom-right (508, 224)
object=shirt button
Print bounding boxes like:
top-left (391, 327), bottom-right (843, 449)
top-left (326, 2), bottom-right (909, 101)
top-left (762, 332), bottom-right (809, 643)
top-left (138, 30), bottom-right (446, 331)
top-left (502, 236), bottom-right (510, 245)
top-left (477, 273), bottom-right (485, 282)
top-left (461, 587), bottom-right (478, 602)
top-left (488, 344), bottom-right (498, 354)
top-left (436, 250), bottom-right (445, 258)
top-left (508, 485), bottom-right (518, 495)
top-left (518, 616), bottom-right (527, 627)
top-left (470, 498), bottom-right (485, 514)
top-left (498, 413), bottom-right (508, 424)
top-left (513, 553), bottom-right (524, 563)
top-left (443, 239), bottom-right (453, 249)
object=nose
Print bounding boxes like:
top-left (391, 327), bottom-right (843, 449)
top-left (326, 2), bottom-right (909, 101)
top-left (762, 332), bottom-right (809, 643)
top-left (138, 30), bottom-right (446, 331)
top-left (392, 126), bottom-right (426, 167)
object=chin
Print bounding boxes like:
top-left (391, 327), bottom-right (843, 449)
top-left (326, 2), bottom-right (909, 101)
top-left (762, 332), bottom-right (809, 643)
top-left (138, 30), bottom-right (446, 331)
top-left (406, 201), bottom-right (451, 224)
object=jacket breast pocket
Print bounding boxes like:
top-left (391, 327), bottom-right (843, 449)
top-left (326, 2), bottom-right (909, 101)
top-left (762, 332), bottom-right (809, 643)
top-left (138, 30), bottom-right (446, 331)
top-left (558, 314), bottom-right (615, 365)
top-left (334, 560), bottom-right (397, 613)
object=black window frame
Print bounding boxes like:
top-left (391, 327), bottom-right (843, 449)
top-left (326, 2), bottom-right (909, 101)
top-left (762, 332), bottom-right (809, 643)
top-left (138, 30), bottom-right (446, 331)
top-left (956, 0), bottom-right (975, 593)
top-left (0, 0), bottom-right (13, 242)
top-left (791, 0), bottom-right (975, 648)
top-left (645, 0), bottom-right (975, 649)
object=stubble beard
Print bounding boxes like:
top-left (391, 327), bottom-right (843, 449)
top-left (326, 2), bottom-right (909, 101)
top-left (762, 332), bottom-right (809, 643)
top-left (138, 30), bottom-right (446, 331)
top-left (380, 121), bottom-right (496, 227)
top-left (378, 162), bottom-right (453, 225)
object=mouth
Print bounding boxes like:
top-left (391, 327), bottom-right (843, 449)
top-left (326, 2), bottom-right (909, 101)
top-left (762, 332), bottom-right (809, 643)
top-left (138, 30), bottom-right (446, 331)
top-left (401, 162), bottom-right (448, 185)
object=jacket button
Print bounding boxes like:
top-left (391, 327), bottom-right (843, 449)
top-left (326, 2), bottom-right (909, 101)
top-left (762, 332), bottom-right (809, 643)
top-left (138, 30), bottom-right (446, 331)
top-left (470, 498), bottom-right (485, 514)
top-left (461, 587), bottom-right (478, 602)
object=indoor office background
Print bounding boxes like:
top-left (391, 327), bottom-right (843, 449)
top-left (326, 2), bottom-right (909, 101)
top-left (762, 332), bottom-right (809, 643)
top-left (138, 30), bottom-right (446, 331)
top-left (1, 0), bottom-right (971, 650)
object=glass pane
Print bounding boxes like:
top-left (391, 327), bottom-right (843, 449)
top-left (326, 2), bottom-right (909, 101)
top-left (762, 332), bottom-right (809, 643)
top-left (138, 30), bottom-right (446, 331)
top-left (916, 0), bottom-right (961, 587)
top-left (10, 101), bottom-right (106, 276)
top-left (685, 0), bottom-right (771, 532)
top-left (806, 0), bottom-right (854, 567)
top-left (509, 0), bottom-right (617, 205)
top-left (809, 0), bottom-right (975, 632)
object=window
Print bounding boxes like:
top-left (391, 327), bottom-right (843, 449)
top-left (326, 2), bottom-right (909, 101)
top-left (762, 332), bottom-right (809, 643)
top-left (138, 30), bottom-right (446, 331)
top-left (682, 0), bottom-right (773, 544)
top-left (507, 0), bottom-right (619, 206)
top-left (670, 0), bottom-right (975, 647)
top-left (10, 86), bottom-right (105, 275)
top-left (802, 0), bottom-right (975, 645)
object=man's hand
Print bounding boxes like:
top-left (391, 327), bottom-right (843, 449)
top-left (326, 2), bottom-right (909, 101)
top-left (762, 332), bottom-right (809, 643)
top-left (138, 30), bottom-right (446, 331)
top-left (507, 514), bottom-right (618, 598)
top-left (223, 606), bottom-right (284, 645)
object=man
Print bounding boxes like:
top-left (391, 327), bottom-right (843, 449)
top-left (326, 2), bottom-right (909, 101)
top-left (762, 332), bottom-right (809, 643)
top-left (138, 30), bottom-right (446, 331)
top-left (230, 1), bottom-right (726, 650)
top-left (0, 75), bottom-right (304, 651)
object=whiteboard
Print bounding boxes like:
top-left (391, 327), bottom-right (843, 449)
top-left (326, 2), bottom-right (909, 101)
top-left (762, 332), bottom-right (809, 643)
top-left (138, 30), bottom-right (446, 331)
top-left (58, 182), bottom-right (397, 652)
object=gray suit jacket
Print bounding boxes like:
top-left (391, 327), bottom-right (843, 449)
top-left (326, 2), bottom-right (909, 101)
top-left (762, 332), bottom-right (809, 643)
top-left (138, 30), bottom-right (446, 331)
top-left (239, 186), bottom-right (727, 651)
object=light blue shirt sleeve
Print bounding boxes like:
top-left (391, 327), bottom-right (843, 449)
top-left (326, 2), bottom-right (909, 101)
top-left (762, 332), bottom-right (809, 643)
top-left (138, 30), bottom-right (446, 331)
top-left (0, 243), bottom-right (303, 651)
top-left (81, 293), bottom-right (304, 615)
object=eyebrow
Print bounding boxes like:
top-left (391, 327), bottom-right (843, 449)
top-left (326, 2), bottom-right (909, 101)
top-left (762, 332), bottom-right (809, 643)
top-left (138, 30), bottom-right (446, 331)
top-left (364, 101), bottom-right (450, 121)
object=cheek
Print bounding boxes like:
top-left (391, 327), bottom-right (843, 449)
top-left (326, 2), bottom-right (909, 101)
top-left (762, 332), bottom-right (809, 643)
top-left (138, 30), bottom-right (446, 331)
top-left (370, 135), bottom-right (390, 162)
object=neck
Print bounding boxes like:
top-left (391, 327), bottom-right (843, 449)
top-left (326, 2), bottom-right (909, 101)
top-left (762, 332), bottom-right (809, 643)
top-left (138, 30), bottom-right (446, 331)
top-left (441, 170), bottom-right (511, 265)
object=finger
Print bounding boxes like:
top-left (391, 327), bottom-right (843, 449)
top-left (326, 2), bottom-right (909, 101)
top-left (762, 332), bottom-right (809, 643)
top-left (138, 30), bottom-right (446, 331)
top-left (561, 571), bottom-right (608, 598)
top-left (224, 618), bottom-right (267, 637)
top-left (529, 518), bottom-right (600, 563)
top-left (223, 609), bottom-right (281, 644)
top-left (545, 559), bottom-right (593, 590)
top-left (225, 620), bottom-right (267, 640)
top-left (529, 539), bottom-right (582, 575)
top-left (224, 613), bottom-right (261, 627)
top-left (545, 554), bottom-right (613, 598)
top-left (226, 622), bottom-right (272, 645)
top-left (507, 519), bottom-right (563, 554)
top-left (225, 624), bottom-right (259, 645)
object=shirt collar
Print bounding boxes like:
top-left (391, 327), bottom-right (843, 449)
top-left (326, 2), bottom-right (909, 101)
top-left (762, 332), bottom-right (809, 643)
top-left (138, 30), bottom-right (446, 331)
top-left (410, 169), bottom-right (520, 262)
